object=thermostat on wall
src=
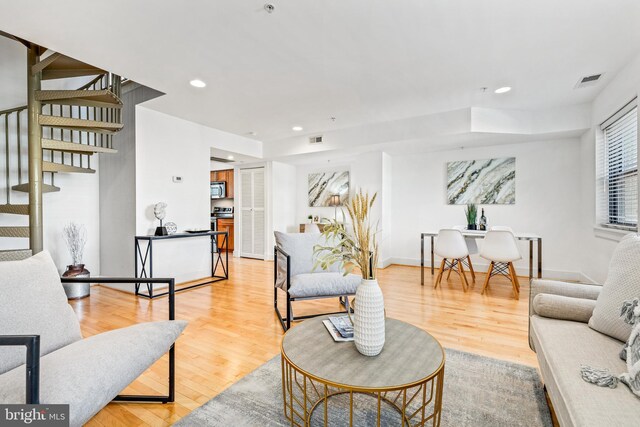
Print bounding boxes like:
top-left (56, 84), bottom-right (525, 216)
top-left (172, 176), bottom-right (183, 183)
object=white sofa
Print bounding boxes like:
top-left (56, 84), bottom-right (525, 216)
top-left (529, 235), bottom-right (640, 426)
top-left (0, 251), bottom-right (187, 427)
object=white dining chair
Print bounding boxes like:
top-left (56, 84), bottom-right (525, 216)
top-left (479, 230), bottom-right (522, 299)
top-left (434, 229), bottom-right (471, 291)
top-left (452, 225), bottom-right (477, 282)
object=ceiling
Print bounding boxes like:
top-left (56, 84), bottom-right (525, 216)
top-left (1, 0), bottom-right (640, 143)
top-left (210, 147), bottom-right (260, 165)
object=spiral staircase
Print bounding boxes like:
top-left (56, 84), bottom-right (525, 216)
top-left (0, 33), bottom-right (124, 260)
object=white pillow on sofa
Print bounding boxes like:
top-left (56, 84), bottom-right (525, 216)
top-left (589, 233), bottom-right (640, 342)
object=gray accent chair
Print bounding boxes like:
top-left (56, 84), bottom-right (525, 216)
top-left (529, 279), bottom-right (640, 426)
top-left (274, 231), bottom-right (361, 331)
top-left (0, 251), bottom-right (187, 427)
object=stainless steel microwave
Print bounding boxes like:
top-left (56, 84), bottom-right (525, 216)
top-left (211, 181), bottom-right (226, 199)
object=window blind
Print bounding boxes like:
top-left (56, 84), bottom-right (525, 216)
top-left (598, 101), bottom-right (638, 230)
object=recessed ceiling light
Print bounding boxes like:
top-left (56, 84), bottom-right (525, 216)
top-left (494, 86), bottom-right (511, 94)
top-left (190, 79), bottom-right (206, 88)
top-left (292, 126), bottom-right (303, 132)
top-left (246, 131), bottom-right (257, 136)
top-left (227, 155), bottom-right (234, 160)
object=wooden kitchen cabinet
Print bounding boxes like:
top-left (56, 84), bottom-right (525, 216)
top-left (226, 170), bottom-right (234, 198)
top-left (218, 218), bottom-right (234, 251)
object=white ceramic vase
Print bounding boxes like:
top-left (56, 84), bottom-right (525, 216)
top-left (353, 279), bottom-right (385, 356)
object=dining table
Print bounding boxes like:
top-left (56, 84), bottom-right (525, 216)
top-left (420, 230), bottom-right (542, 285)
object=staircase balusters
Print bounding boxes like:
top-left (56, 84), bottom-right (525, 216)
top-left (5, 113), bottom-right (9, 204)
top-left (17, 111), bottom-right (22, 185)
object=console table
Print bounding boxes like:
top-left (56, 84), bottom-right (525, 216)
top-left (420, 230), bottom-right (542, 285)
top-left (134, 231), bottom-right (228, 299)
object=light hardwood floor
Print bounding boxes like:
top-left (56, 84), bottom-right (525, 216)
top-left (72, 257), bottom-right (537, 426)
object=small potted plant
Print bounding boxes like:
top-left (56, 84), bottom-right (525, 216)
top-left (62, 222), bottom-right (90, 299)
top-left (465, 203), bottom-right (478, 230)
top-left (307, 214), bottom-right (313, 224)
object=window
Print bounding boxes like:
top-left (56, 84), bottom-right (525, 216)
top-left (598, 99), bottom-right (638, 230)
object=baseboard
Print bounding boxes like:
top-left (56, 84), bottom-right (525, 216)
top-left (387, 257), bottom-right (581, 281)
top-left (578, 271), bottom-right (599, 285)
top-left (379, 257), bottom-right (393, 269)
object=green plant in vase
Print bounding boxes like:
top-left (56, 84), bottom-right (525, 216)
top-left (465, 203), bottom-right (478, 230)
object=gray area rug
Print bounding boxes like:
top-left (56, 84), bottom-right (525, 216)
top-left (176, 348), bottom-right (552, 426)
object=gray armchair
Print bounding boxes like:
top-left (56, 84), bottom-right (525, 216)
top-left (274, 231), bottom-right (361, 331)
top-left (0, 251), bottom-right (187, 427)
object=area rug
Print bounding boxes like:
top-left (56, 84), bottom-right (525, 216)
top-left (176, 348), bottom-right (552, 426)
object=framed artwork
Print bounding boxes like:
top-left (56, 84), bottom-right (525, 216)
top-left (308, 171), bottom-right (349, 207)
top-left (447, 157), bottom-right (516, 204)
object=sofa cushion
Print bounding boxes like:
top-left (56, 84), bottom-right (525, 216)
top-left (274, 232), bottom-right (341, 290)
top-left (589, 233), bottom-right (640, 342)
top-left (531, 315), bottom-right (639, 427)
top-left (0, 320), bottom-right (187, 427)
top-left (0, 251), bottom-right (82, 375)
top-left (533, 293), bottom-right (597, 323)
top-left (289, 273), bottom-right (361, 298)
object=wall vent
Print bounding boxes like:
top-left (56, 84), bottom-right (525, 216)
top-left (309, 135), bottom-right (323, 144)
top-left (575, 73), bottom-right (604, 89)
top-left (210, 156), bottom-right (234, 163)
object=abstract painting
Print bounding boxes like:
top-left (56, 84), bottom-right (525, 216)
top-left (308, 171), bottom-right (350, 207)
top-left (447, 157), bottom-right (516, 204)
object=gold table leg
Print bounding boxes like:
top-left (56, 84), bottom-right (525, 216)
top-left (281, 356), bottom-right (444, 426)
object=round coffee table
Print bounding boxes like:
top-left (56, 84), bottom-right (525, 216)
top-left (281, 317), bottom-right (445, 426)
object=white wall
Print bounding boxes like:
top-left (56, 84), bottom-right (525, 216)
top-left (578, 52), bottom-right (640, 284)
top-left (130, 106), bottom-right (264, 286)
top-left (135, 106), bottom-right (217, 284)
top-left (390, 138), bottom-right (583, 279)
top-left (293, 151), bottom-right (390, 266)
top-left (272, 161), bottom-right (297, 234)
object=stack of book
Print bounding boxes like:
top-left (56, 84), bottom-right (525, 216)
top-left (323, 315), bottom-right (354, 342)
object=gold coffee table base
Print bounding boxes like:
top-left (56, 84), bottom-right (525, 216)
top-left (282, 354), bottom-right (444, 427)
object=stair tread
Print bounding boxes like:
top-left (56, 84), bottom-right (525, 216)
top-left (43, 161), bottom-right (95, 174)
top-left (0, 226), bottom-right (30, 238)
top-left (0, 249), bottom-right (32, 261)
top-left (0, 204), bottom-right (29, 215)
top-left (35, 89), bottom-right (122, 106)
top-left (42, 139), bottom-right (117, 154)
top-left (38, 115), bottom-right (123, 131)
top-left (33, 53), bottom-right (105, 80)
top-left (12, 183), bottom-right (61, 193)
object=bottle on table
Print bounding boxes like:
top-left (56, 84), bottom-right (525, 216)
top-left (479, 208), bottom-right (487, 231)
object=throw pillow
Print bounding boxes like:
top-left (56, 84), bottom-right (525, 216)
top-left (533, 293), bottom-right (596, 323)
top-left (589, 233), bottom-right (640, 342)
top-left (582, 298), bottom-right (640, 398)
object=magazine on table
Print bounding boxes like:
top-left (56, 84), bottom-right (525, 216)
top-left (329, 315), bottom-right (354, 338)
top-left (323, 315), bottom-right (354, 342)
top-left (323, 320), bottom-right (354, 342)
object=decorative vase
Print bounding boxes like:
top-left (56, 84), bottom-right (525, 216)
top-left (353, 279), bottom-right (385, 356)
top-left (467, 224), bottom-right (477, 230)
top-left (62, 264), bottom-right (90, 299)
